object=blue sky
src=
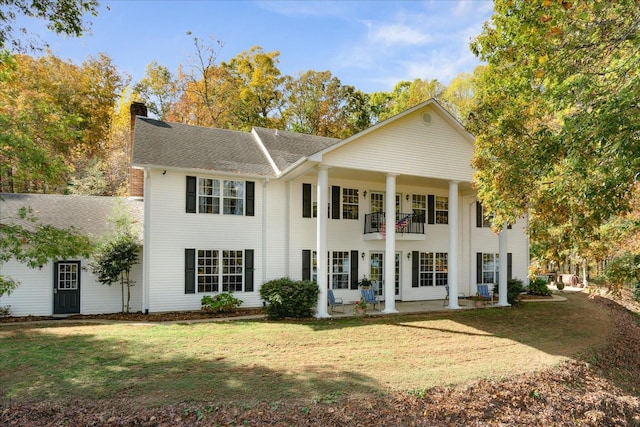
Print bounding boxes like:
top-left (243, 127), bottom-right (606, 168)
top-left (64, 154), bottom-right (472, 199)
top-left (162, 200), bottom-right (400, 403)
top-left (17, 0), bottom-right (494, 94)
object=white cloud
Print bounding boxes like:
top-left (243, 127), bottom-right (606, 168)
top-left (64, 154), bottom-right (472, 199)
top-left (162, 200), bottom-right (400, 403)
top-left (370, 23), bottom-right (432, 46)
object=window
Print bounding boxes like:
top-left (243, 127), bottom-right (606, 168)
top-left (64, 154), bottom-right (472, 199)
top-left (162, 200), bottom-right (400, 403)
top-left (197, 250), bottom-right (244, 292)
top-left (197, 250), bottom-right (219, 292)
top-left (198, 178), bottom-right (220, 214)
top-left (57, 262), bottom-right (79, 290)
top-left (477, 201), bottom-right (493, 228)
top-left (342, 188), bottom-right (359, 219)
top-left (435, 196), bottom-right (448, 224)
top-left (331, 251), bottom-right (350, 289)
top-left (418, 252), bottom-right (448, 287)
top-left (193, 178), bottom-right (246, 215)
top-left (481, 253), bottom-right (499, 284)
top-left (312, 251), bottom-right (318, 282)
top-left (412, 195), bottom-right (426, 223)
top-left (223, 181), bottom-right (244, 215)
top-left (222, 250), bottom-right (243, 292)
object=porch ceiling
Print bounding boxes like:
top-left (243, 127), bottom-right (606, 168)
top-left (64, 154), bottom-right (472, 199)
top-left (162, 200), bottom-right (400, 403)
top-left (308, 166), bottom-right (475, 191)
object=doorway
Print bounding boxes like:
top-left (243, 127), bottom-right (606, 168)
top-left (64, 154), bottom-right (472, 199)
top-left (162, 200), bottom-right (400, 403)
top-left (369, 252), bottom-right (402, 300)
top-left (53, 261), bottom-right (81, 314)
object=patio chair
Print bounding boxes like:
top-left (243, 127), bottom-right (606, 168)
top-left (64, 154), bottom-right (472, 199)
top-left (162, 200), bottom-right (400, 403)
top-left (327, 289), bottom-right (344, 313)
top-left (443, 285), bottom-right (466, 306)
top-left (476, 284), bottom-right (495, 305)
top-left (360, 288), bottom-right (380, 310)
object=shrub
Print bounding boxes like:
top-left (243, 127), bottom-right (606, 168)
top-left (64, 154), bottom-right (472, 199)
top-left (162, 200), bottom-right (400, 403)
top-left (201, 293), bottom-right (243, 313)
top-left (259, 278), bottom-right (319, 319)
top-left (634, 282), bottom-right (640, 303)
top-left (528, 277), bottom-right (551, 296)
top-left (493, 279), bottom-right (525, 306)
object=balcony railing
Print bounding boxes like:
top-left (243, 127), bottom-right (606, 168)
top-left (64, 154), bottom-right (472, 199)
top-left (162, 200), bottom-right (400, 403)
top-left (364, 212), bottom-right (424, 235)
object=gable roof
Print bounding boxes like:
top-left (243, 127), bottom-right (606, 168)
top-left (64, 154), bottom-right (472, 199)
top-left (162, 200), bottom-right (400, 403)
top-left (310, 98), bottom-right (474, 161)
top-left (0, 193), bottom-right (144, 241)
top-left (132, 118), bottom-right (275, 176)
top-left (252, 127), bottom-right (340, 173)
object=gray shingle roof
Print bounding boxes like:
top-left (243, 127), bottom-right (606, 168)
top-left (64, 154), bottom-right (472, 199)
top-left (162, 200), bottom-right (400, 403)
top-left (132, 117), bottom-right (341, 176)
top-left (132, 118), bottom-right (275, 176)
top-left (0, 193), bottom-right (144, 241)
top-left (252, 127), bottom-right (340, 172)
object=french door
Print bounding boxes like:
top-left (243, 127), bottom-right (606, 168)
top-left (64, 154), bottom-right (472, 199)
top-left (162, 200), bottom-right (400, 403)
top-left (369, 252), bottom-right (401, 299)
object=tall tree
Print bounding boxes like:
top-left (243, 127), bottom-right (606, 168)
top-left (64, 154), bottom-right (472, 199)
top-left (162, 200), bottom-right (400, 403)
top-left (370, 78), bottom-right (445, 122)
top-left (468, 0), bottom-right (639, 260)
top-left (0, 0), bottom-right (99, 50)
top-left (0, 53), bottom-right (124, 193)
top-left (281, 70), bottom-right (369, 138)
top-left (221, 46), bottom-right (284, 130)
top-left (168, 35), bottom-right (236, 128)
top-left (441, 70), bottom-right (478, 126)
top-left (134, 61), bottom-right (177, 120)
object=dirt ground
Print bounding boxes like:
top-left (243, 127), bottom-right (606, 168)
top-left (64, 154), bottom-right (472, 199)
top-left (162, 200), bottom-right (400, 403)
top-left (2, 289), bottom-right (639, 426)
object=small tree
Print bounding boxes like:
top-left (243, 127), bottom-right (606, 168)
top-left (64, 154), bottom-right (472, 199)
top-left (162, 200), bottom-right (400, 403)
top-left (89, 232), bottom-right (138, 313)
top-left (89, 200), bottom-right (140, 313)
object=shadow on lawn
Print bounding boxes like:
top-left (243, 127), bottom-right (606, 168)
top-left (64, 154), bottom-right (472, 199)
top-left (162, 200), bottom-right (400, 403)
top-left (0, 327), bottom-right (380, 406)
top-left (301, 292), bottom-right (613, 360)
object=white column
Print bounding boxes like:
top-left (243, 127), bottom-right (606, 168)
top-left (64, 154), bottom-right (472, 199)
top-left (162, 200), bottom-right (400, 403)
top-left (497, 222), bottom-right (509, 306)
top-left (383, 173), bottom-right (398, 313)
top-left (447, 181), bottom-right (461, 309)
top-left (315, 166), bottom-right (330, 318)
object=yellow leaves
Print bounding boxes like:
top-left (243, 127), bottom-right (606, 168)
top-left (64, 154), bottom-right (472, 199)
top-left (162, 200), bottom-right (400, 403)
top-left (540, 15), bottom-right (553, 23)
top-left (535, 69), bottom-right (546, 78)
top-left (543, 0), bottom-right (552, 6)
top-left (550, 26), bottom-right (563, 36)
top-left (538, 55), bottom-right (549, 65)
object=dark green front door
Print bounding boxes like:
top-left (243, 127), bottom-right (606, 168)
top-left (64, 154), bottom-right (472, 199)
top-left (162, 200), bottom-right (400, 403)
top-left (53, 261), bottom-right (81, 314)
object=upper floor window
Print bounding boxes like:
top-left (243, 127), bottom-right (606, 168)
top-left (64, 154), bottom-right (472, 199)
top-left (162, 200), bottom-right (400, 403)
top-left (223, 180), bottom-right (244, 215)
top-left (412, 195), bottom-right (426, 223)
top-left (435, 196), bottom-right (448, 224)
top-left (199, 178), bottom-right (220, 214)
top-left (342, 188), bottom-right (359, 219)
top-left (476, 201), bottom-right (493, 228)
top-left (187, 176), bottom-right (254, 216)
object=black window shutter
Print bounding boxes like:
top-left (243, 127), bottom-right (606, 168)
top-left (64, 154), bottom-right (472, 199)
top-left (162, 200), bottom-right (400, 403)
top-left (507, 223), bottom-right (512, 230)
top-left (186, 176), bottom-right (197, 213)
top-left (331, 186), bottom-right (340, 219)
top-left (302, 183), bottom-right (312, 218)
top-left (244, 249), bottom-right (254, 292)
top-left (350, 250), bottom-right (359, 289)
top-left (246, 181), bottom-right (255, 216)
top-left (185, 249), bottom-right (196, 294)
top-left (476, 252), bottom-right (483, 283)
top-left (412, 251), bottom-right (419, 287)
top-left (507, 253), bottom-right (513, 280)
top-left (302, 250), bottom-right (311, 280)
top-left (427, 195), bottom-right (435, 224)
top-left (476, 201), bottom-right (483, 228)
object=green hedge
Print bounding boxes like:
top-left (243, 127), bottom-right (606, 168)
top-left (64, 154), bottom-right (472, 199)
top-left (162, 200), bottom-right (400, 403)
top-left (259, 278), bottom-right (319, 319)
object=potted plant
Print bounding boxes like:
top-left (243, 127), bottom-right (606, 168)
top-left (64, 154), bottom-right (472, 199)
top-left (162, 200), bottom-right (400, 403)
top-left (471, 293), bottom-right (485, 308)
top-left (358, 276), bottom-right (373, 288)
top-left (354, 296), bottom-right (368, 315)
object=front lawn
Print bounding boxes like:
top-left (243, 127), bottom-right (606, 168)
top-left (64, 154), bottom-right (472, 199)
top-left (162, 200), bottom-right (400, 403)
top-left (0, 292), bottom-right (613, 407)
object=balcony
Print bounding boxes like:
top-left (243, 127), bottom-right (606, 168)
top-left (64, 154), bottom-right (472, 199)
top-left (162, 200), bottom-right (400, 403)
top-left (363, 212), bottom-right (425, 241)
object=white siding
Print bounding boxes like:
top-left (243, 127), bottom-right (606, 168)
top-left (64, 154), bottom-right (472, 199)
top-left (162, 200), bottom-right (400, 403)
top-left (145, 170), bottom-right (265, 312)
top-left (321, 106), bottom-right (475, 182)
top-left (0, 256), bottom-right (143, 316)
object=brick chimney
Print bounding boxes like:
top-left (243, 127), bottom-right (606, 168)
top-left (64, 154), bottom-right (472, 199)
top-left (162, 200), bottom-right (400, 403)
top-left (129, 102), bottom-right (148, 197)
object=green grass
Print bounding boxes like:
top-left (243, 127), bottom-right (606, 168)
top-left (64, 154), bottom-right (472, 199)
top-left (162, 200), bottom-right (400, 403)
top-left (0, 293), bottom-right (613, 407)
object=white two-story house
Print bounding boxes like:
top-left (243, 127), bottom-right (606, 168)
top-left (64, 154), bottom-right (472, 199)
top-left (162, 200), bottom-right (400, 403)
top-left (131, 99), bottom-right (529, 316)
